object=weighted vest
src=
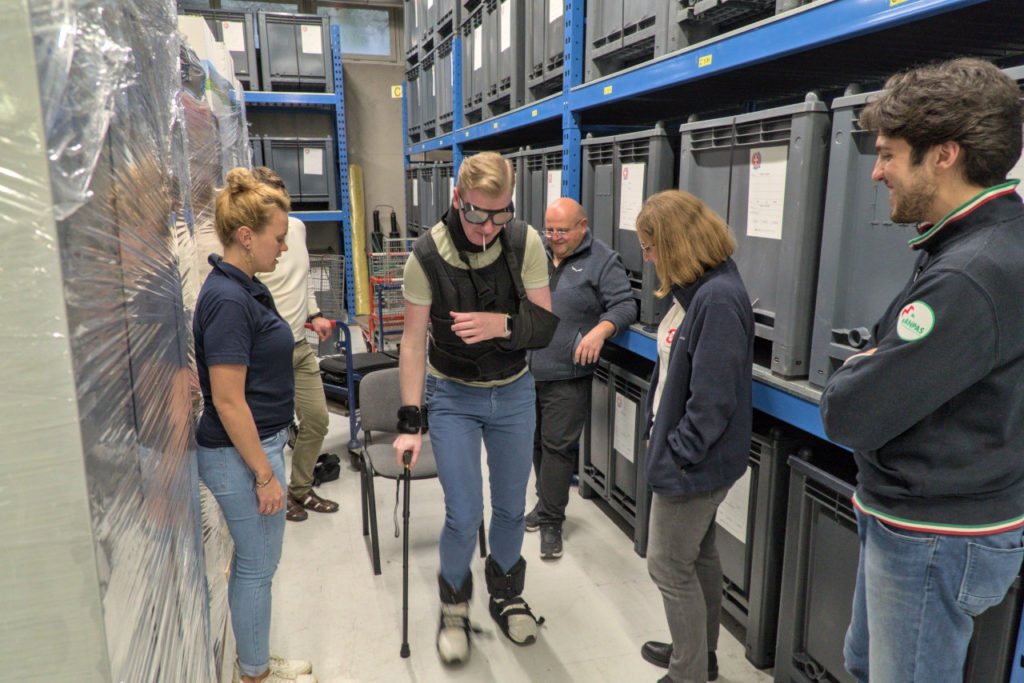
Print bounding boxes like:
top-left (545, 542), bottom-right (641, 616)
top-left (412, 220), bottom-right (529, 382)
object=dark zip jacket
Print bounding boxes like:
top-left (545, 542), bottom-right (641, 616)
top-left (643, 258), bottom-right (754, 496)
top-left (528, 231), bottom-right (636, 381)
top-left (820, 185), bottom-right (1024, 528)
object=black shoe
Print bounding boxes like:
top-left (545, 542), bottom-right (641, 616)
top-left (525, 505), bottom-right (540, 532)
top-left (539, 524), bottom-right (563, 560)
top-left (641, 641), bottom-right (671, 668)
top-left (642, 642), bottom-right (718, 681)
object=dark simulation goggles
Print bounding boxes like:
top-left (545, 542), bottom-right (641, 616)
top-left (459, 200), bottom-right (515, 226)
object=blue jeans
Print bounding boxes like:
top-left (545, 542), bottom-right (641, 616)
top-left (844, 509), bottom-right (1024, 683)
top-left (427, 372), bottom-right (536, 587)
top-left (197, 427), bottom-right (288, 677)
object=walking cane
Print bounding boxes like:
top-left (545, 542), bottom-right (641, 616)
top-left (400, 449), bottom-right (412, 658)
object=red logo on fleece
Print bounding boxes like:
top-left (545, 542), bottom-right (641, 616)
top-left (665, 328), bottom-right (677, 345)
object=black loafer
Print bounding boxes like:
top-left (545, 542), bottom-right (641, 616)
top-left (641, 640), bottom-right (671, 668)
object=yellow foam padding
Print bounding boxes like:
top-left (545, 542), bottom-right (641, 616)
top-left (349, 164), bottom-right (370, 316)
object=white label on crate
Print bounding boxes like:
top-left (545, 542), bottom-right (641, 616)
top-left (1008, 148), bottom-right (1024, 198)
top-left (473, 25), bottom-right (483, 71)
top-left (412, 179), bottom-right (419, 206)
top-left (500, 1), bottom-right (511, 53)
top-left (747, 146), bottom-right (787, 240)
top-left (310, 267), bottom-right (329, 291)
top-left (546, 169), bottom-right (562, 205)
top-left (428, 0), bottom-right (434, 8)
top-left (717, 465), bottom-right (751, 543)
top-left (613, 391), bottom-right (637, 464)
top-left (550, 0), bottom-right (564, 23)
top-left (301, 24), bottom-right (323, 55)
top-left (303, 147), bottom-right (324, 176)
top-left (448, 177), bottom-right (454, 201)
top-left (618, 162), bottom-right (646, 233)
top-left (431, 68), bottom-right (435, 96)
top-left (222, 21), bottom-right (245, 52)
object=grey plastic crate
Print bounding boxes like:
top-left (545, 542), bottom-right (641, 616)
top-left (186, 10), bottom-right (260, 90)
top-left (521, 144), bottom-right (563, 231)
top-left (437, 162), bottom-right (454, 220)
top-left (525, 0), bottom-right (565, 102)
top-left (582, 359), bottom-right (612, 501)
top-left (435, 0), bottom-right (458, 39)
top-left (262, 137), bottom-right (337, 209)
top-left (404, 0), bottom-right (420, 64)
top-left (461, 6), bottom-right (486, 123)
top-left (257, 12), bottom-right (333, 93)
top-left (679, 95), bottom-right (831, 377)
top-left (483, 0), bottom-right (525, 117)
top-left (582, 128), bottom-right (675, 327)
top-left (405, 166), bottom-right (421, 234)
top-left (436, 36), bottom-right (454, 133)
top-left (421, 0), bottom-right (439, 45)
top-left (419, 50), bottom-right (437, 136)
top-left (808, 90), bottom-right (918, 388)
top-left (417, 163), bottom-right (441, 229)
top-left (405, 65), bottom-right (421, 141)
top-left (585, 0), bottom-right (679, 82)
top-left (249, 136), bottom-right (263, 169)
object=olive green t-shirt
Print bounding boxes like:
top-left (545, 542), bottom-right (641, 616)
top-left (402, 221), bottom-right (549, 387)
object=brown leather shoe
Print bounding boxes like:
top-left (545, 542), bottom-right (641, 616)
top-left (286, 496), bottom-right (308, 521)
top-left (294, 490), bottom-right (339, 513)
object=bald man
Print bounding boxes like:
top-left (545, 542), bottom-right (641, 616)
top-left (527, 198), bottom-right (636, 559)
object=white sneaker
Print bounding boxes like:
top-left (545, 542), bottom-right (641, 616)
top-left (489, 596), bottom-right (541, 645)
top-left (269, 655), bottom-right (313, 678)
top-left (233, 660), bottom-right (317, 682)
top-left (436, 601), bottom-right (471, 665)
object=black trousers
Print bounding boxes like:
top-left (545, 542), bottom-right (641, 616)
top-left (532, 376), bottom-right (592, 525)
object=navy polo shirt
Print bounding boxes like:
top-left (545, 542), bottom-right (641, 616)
top-left (193, 254), bottom-right (295, 447)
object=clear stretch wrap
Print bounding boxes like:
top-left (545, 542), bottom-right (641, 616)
top-left (0, 0), bottom-right (247, 679)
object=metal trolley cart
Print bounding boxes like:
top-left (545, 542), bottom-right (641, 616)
top-left (366, 241), bottom-right (409, 352)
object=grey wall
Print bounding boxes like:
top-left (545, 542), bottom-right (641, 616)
top-left (342, 60), bottom-right (407, 240)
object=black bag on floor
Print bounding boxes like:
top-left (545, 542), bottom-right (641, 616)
top-left (312, 453), bottom-right (342, 486)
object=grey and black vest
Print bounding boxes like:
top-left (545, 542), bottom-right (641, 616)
top-left (412, 219), bottom-right (530, 382)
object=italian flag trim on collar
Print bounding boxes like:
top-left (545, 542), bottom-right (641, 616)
top-left (852, 491), bottom-right (1024, 535)
top-left (908, 179), bottom-right (1021, 249)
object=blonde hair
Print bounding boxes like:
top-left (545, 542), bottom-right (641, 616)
top-left (214, 167), bottom-right (290, 247)
top-left (456, 151), bottom-right (516, 197)
top-left (635, 190), bottom-right (735, 295)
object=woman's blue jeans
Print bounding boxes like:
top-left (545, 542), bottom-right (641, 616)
top-left (844, 509), bottom-right (1024, 682)
top-left (197, 427), bottom-right (288, 677)
top-left (427, 372), bottom-right (536, 588)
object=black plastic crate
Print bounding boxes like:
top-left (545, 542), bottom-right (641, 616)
top-left (257, 12), bottom-right (333, 93)
top-left (775, 454), bottom-right (1024, 683)
top-left (184, 10), bottom-right (260, 90)
top-left (262, 137), bottom-right (337, 209)
top-left (715, 414), bottom-right (804, 669)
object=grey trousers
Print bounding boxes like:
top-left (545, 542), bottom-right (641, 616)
top-left (647, 485), bottom-right (730, 683)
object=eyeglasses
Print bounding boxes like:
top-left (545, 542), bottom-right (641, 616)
top-left (459, 200), bottom-right (515, 226)
top-left (638, 241), bottom-right (654, 254)
top-left (543, 218), bottom-right (583, 238)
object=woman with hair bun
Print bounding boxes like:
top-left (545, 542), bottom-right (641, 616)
top-left (193, 168), bottom-right (316, 683)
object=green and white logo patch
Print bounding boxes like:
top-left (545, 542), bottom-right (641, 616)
top-left (897, 301), bottom-right (935, 341)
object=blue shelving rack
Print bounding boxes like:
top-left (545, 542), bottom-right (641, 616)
top-left (242, 26), bottom-right (355, 318)
top-left (403, 0), bottom-right (1024, 675)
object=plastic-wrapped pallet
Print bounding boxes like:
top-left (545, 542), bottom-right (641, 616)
top-left (0, 0), bottom-right (247, 680)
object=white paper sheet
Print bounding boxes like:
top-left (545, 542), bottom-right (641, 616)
top-left (500, 1), bottom-right (511, 53)
top-left (747, 146), bottom-right (788, 240)
top-left (429, 68), bottom-right (435, 96)
top-left (618, 162), bottom-right (646, 233)
top-left (549, 0), bottom-right (564, 23)
top-left (303, 147), bottom-right (324, 176)
top-left (717, 466), bottom-right (751, 543)
top-left (473, 25), bottom-right (483, 71)
top-left (546, 169), bottom-right (562, 205)
top-left (301, 25), bottom-right (322, 55)
top-left (412, 179), bottom-right (419, 207)
top-left (221, 21), bottom-right (245, 53)
top-left (613, 391), bottom-right (637, 463)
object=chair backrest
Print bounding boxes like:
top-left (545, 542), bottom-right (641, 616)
top-left (358, 367), bottom-right (405, 435)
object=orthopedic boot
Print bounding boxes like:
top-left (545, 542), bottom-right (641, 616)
top-left (485, 555), bottom-right (543, 645)
top-left (437, 573), bottom-right (473, 665)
